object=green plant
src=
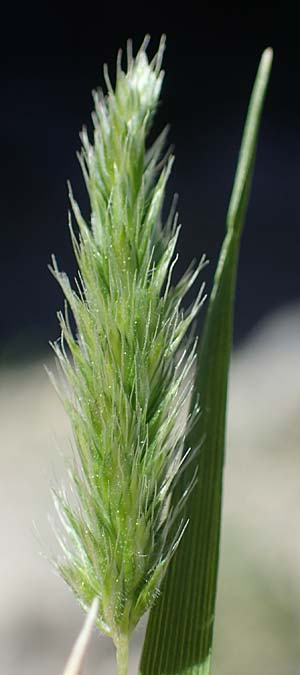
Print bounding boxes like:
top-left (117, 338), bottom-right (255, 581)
top-left (50, 36), bottom-right (272, 675)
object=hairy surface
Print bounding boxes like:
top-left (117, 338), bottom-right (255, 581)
top-left (49, 37), bottom-right (205, 645)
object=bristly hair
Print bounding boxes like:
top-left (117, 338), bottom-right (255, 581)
top-left (49, 35), bottom-right (207, 651)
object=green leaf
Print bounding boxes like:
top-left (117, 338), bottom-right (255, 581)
top-left (140, 48), bottom-right (273, 675)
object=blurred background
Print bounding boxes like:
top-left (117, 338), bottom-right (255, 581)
top-left (0, 6), bottom-right (299, 674)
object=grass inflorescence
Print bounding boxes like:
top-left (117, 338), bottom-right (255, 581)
top-left (50, 36), bottom-right (206, 670)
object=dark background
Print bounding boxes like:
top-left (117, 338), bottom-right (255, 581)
top-left (1, 7), bottom-right (299, 363)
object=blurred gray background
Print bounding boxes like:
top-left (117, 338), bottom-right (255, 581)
top-left (1, 305), bottom-right (299, 674)
top-left (0, 6), bottom-right (299, 674)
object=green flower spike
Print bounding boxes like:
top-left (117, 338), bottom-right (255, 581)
top-left (50, 36), bottom-right (206, 675)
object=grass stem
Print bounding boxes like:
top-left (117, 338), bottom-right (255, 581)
top-left (116, 634), bottom-right (129, 675)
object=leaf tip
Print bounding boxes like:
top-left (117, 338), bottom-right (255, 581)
top-left (262, 46), bottom-right (273, 72)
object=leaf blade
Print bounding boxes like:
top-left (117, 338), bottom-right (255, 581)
top-left (140, 47), bottom-right (273, 675)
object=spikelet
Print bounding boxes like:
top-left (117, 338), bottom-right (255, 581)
top-left (50, 35), bottom-right (207, 659)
